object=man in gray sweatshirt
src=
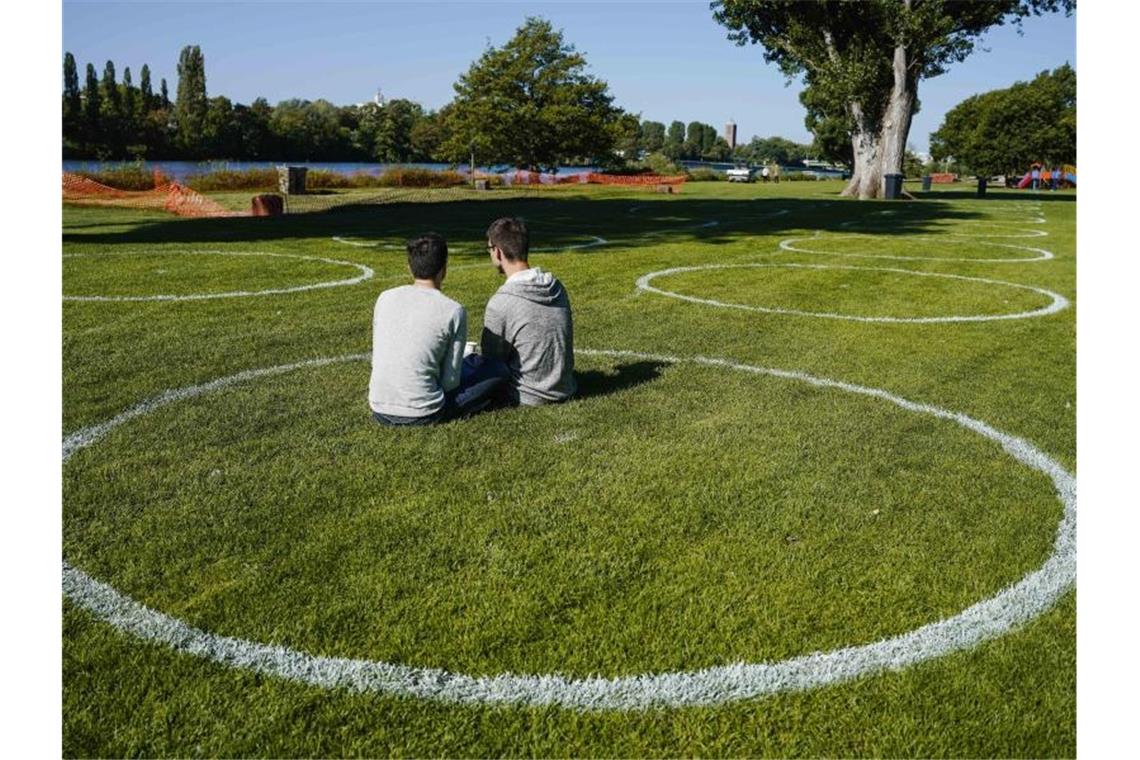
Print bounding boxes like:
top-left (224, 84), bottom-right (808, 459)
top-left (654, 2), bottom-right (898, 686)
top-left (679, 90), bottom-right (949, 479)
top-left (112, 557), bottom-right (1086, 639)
top-left (369, 233), bottom-right (505, 425)
top-left (481, 217), bottom-right (576, 406)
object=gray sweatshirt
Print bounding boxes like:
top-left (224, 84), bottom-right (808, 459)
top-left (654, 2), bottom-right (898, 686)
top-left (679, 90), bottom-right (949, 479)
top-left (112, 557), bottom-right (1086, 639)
top-left (369, 284), bottom-right (466, 417)
top-left (481, 267), bottom-right (576, 405)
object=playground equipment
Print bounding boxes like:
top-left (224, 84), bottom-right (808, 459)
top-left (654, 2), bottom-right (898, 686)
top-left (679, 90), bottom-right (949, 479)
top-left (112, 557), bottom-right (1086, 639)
top-left (1016, 163), bottom-right (1076, 189)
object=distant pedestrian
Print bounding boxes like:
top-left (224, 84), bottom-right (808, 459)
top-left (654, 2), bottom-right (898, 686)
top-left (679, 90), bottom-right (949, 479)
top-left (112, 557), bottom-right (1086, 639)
top-left (1052, 166), bottom-right (1062, 190)
top-left (1031, 164), bottom-right (1041, 190)
top-left (771, 163), bottom-right (780, 183)
top-left (761, 165), bottom-right (770, 182)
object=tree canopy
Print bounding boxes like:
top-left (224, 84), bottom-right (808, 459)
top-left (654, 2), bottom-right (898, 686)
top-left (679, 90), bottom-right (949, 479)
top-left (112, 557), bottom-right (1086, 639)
top-left (440, 17), bottom-right (622, 171)
top-left (712, 0), bottom-right (1074, 197)
top-left (929, 64), bottom-right (1075, 177)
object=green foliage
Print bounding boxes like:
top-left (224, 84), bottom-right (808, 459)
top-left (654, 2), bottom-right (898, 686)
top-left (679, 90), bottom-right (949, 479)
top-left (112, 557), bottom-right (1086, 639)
top-left (441, 17), bottom-right (622, 171)
top-left (663, 120), bottom-right (686, 159)
top-left (375, 167), bottom-right (470, 188)
top-left (71, 163), bottom-right (155, 191)
top-left (687, 167), bottom-right (723, 181)
top-left (737, 135), bottom-right (813, 165)
top-left (82, 63), bottom-right (100, 142)
top-left (175, 45), bottom-right (208, 156)
top-left (639, 120), bottom-right (666, 153)
top-left (712, 0), bottom-right (1075, 189)
top-left (635, 151), bottom-right (685, 176)
top-left (63, 53), bottom-right (81, 130)
top-left (929, 64), bottom-right (1076, 177)
top-left (183, 167), bottom-right (279, 192)
top-left (139, 64), bottom-right (154, 110)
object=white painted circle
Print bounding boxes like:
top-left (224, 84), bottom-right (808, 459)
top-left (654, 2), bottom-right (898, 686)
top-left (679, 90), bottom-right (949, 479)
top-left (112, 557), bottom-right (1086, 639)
top-left (779, 235), bottom-right (1055, 263)
top-left (62, 348), bottom-right (1075, 709)
top-left (636, 263), bottom-right (1069, 323)
top-left (63, 251), bottom-right (374, 302)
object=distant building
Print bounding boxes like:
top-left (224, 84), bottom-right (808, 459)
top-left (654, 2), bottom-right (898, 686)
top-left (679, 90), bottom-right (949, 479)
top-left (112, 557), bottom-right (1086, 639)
top-left (723, 120), bottom-right (737, 150)
top-left (356, 87), bottom-right (387, 108)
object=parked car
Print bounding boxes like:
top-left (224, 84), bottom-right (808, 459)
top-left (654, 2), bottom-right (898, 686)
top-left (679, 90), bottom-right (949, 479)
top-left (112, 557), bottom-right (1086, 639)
top-left (726, 166), bottom-right (755, 183)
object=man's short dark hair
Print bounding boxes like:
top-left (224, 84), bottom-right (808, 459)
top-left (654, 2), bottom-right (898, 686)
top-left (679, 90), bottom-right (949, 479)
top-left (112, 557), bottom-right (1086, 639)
top-left (406, 233), bottom-right (448, 279)
top-left (487, 217), bottom-right (529, 262)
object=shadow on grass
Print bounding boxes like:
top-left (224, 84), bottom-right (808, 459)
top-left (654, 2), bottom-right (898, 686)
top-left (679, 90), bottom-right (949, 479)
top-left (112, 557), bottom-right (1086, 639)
top-left (63, 188), bottom-right (1071, 254)
top-left (572, 360), bottom-right (667, 402)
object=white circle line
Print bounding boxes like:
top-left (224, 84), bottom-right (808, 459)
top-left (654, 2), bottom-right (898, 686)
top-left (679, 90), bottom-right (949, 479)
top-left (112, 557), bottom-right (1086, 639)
top-left (778, 235), bottom-right (1055, 263)
top-left (62, 349), bottom-right (1075, 710)
top-left (636, 263), bottom-right (1069, 324)
top-left (63, 251), bottom-right (374, 302)
top-left (332, 215), bottom-right (740, 255)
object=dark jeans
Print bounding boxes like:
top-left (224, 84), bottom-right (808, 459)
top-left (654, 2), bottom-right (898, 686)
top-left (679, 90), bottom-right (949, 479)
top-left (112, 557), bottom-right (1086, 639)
top-left (372, 355), bottom-right (511, 427)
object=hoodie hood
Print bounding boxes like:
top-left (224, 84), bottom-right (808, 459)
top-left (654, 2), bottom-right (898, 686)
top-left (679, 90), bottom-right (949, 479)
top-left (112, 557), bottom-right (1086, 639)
top-left (498, 267), bottom-right (565, 305)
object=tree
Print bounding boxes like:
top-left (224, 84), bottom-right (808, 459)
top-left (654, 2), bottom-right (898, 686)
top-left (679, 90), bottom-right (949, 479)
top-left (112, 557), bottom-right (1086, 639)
top-left (702, 136), bottom-right (733, 161)
top-left (612, 112), bottom-right (643, 162)
top-left (441, 17), bottom-right (622, 171)
top-left (139, 64), bottom-right (154, 111)
top-left (800, 85), bottom-right (853, 166)
top-left (63, 53), bottom-right (82, 138)
top-left (410, 109), bottom-right (447, 162)
top-left (122, 67), bottom-right (137, 118)
top-left (175, 45), bottom-right (208, 155)
top-left (712, 0), bottom-right (1074, 198)
top-left (929, 64), bottom-right (1075, 177)
top-left (82, 63), bottom-right (101, 145)
top-left (663, 120), bottom-right (686, 159)
top-left (639, 120), bottom-right (666, 153)
top-left (100, 60), bottom-right (121, 120)
top-left (371, 99), bottom-right (426, 162)
top-left (160, 78), bottom-right (170, 109)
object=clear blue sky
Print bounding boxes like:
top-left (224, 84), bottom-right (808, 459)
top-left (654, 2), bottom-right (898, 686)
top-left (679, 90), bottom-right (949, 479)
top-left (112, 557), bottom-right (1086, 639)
top-left (61, 0), bottom-right (1075, 155)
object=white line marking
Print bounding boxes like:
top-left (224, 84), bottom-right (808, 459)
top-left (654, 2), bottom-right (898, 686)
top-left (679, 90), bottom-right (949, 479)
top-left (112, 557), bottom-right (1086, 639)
top-left (63, 251), bottom-right (374, 302)
top-left (779, 235), bottom-right (1054, 263)
top-left (532, 235), bottom-right (610, 252)
top-left (62, 349), bottom-right (1075, 710)
top-left (636, 263), bottom-right (1069, 323)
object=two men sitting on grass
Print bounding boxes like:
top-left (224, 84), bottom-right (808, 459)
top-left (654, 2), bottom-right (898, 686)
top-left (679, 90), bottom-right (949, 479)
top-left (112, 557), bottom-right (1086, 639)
top-left (368, 217), bottom-right (575, 426)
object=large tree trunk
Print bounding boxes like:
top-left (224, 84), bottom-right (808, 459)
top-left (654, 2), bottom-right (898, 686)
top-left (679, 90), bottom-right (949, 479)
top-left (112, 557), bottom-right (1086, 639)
top-left (839, 13), bottom-right (918, 200)
top-left (840, 101), bottom-right (882, 199)
top-left (878, 40), bottom-right (917, 185)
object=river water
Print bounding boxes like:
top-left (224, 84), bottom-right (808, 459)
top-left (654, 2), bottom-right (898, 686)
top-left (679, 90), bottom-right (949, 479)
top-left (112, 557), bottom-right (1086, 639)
top-left (61, 159), bottom-right (599, 183)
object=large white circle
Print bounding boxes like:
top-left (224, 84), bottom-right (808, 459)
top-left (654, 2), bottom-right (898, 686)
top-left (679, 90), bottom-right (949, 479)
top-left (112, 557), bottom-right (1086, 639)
top-left (779, 235), bottom-right (1055, 263)
top-left (636, 263), bottom-right (1069, 323)
top-left (63, 250), bottom-right (374, 302)
top-left (62, 348), bottom-right (1075, 710)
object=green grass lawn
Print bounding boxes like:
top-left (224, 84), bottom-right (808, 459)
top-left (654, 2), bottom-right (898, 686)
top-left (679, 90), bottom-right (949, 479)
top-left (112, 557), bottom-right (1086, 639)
top-left (62, 179), bottom-right (1076, 757)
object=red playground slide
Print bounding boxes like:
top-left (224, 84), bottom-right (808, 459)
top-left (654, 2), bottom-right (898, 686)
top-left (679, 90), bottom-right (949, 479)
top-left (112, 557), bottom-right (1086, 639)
top-left (1017, 171), bottom-right (1032, 189)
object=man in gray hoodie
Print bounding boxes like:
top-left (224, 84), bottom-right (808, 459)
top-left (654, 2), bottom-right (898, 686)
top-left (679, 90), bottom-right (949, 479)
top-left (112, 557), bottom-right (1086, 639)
top-left (480, 217), bottom-right (576, 406)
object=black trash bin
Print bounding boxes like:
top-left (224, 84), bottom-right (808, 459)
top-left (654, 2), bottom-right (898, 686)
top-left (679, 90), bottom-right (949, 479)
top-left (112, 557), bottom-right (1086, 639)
top-left (922, 175), bottom-right (932, 192)
top-left (883, 173), bottom-right (904, 200)
top-left (976, 176), bottom-right (988, 197)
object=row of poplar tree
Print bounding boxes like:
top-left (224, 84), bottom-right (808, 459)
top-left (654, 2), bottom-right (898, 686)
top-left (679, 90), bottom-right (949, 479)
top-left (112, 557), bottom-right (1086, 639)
top-left (63, 43), bottom-right (817, 166)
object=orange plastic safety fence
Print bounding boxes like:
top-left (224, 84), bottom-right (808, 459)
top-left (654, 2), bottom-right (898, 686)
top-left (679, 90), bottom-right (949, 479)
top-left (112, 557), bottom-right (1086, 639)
top-left (585, 173), bottom-right (687, 189)
top-left (62, 172), bottom-right (243, 217)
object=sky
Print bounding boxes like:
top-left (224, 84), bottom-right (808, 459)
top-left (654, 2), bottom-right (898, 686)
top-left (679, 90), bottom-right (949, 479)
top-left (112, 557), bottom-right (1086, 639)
top-left (61, 1), bottom-right (1075, 155)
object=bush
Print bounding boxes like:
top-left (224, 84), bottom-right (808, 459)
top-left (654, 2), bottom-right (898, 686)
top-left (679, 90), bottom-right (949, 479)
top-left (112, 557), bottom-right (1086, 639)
top-left (72, 164), bottom-right (155, 191)
top-left (377, 167), bottom-right (469, 188)
top-left (184, 168), bottom-right (278, 192)
top-left (687, 167), bottom-right (723, 182)
top-left (638, 152), bottom-right (685, 177)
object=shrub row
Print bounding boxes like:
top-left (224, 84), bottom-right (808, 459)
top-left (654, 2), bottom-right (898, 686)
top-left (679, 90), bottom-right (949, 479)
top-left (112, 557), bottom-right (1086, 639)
top-left (68, 165), bottom-right (489, 192)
